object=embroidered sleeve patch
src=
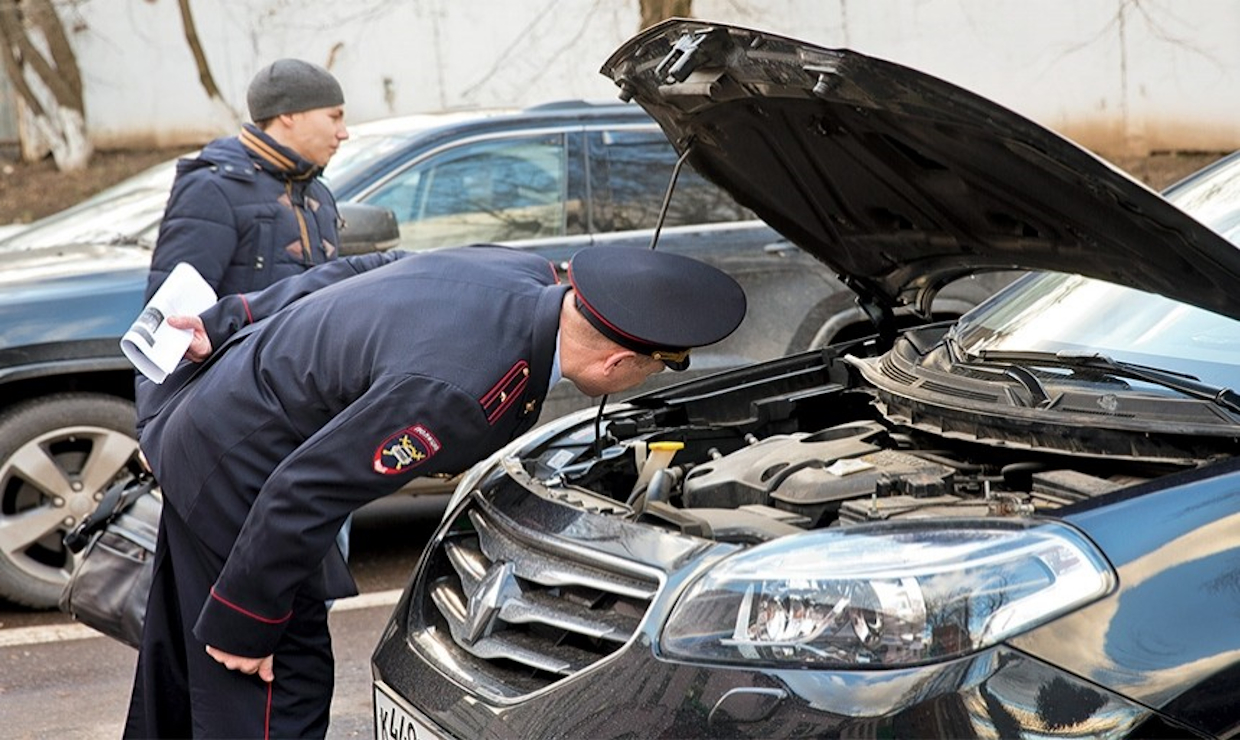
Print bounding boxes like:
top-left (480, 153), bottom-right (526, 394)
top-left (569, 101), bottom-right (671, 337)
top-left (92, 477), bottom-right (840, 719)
top-left (373, 424), bottom-right (441, 475)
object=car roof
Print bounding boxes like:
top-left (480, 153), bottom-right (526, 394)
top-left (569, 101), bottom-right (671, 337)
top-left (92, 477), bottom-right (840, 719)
top-left (347, 100), bottom-right (648, 140)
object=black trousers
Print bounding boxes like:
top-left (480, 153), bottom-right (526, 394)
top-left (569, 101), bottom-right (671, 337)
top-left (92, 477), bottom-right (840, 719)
top-left (123, 501), bottom-right (334, 739)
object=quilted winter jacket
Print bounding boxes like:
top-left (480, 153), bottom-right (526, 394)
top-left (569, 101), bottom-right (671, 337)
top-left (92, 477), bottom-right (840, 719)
top-left (144, 124), bottom-right (341, 302)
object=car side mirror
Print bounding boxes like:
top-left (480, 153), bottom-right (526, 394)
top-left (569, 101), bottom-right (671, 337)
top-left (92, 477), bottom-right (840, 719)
top-left (337, 203), bottom-right (400, 255)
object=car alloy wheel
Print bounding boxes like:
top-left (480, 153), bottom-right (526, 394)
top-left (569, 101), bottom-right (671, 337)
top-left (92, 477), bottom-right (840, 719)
top-left (0, 394), bottom-right (139, 608)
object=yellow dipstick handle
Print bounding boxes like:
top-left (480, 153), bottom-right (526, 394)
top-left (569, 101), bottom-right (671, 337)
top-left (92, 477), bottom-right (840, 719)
top-left (631, 441), bottom-right (684, 497)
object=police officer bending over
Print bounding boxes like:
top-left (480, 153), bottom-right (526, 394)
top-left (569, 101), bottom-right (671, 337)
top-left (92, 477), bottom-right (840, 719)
top-left (123, 244), bottom-right (746, 739)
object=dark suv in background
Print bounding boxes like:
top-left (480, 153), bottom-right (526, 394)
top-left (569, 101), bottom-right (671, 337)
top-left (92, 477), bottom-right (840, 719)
top-left (0, 100), bottom-right (1007, 608)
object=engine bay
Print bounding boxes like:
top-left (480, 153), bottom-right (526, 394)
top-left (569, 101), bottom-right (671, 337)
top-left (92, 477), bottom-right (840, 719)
top-left (521, 346), bottom-right (1229, 545)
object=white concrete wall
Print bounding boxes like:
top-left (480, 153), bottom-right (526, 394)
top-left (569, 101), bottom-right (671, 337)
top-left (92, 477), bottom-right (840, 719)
top-left (67, 0), bottom-right (1240, 157)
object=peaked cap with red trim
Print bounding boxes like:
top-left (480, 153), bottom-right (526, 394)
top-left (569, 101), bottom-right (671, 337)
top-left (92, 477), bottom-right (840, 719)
top-left (567, 246), bottom-right (746, 370)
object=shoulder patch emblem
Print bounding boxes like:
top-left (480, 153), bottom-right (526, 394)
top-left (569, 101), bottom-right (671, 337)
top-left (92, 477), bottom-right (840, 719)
top-left (373, 424), bottom-right (441, 475)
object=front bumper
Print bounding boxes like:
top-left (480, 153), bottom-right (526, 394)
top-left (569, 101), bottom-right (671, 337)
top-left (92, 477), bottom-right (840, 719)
top-left (374, 626), bottom-right (1167, 738)
top-left (371, 484), bottom-right (1169, 739)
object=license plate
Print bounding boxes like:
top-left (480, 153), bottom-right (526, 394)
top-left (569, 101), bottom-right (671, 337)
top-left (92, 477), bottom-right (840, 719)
top-left (374, 684), bottom-right (451, 740)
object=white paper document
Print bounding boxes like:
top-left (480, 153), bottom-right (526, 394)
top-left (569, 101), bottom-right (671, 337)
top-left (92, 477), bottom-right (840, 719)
top-left (120, 262), bottom-right (217, 383)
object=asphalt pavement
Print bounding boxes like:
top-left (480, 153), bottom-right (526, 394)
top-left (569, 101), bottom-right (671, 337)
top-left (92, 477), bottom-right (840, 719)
top-left (0, 493), bottom-right (448, 739)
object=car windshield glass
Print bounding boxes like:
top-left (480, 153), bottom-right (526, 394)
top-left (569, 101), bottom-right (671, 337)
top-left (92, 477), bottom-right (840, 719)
top-left (1160, 152), bottom-right (1240, 243)
top-left (321, 130), bottom-right (418, 188)
top-left (952, 154), bottom-right (1240, 391)
top-left (953, 273), bottom-right (1240, 389)
top-left (0, 159), bottom-right (178, 252)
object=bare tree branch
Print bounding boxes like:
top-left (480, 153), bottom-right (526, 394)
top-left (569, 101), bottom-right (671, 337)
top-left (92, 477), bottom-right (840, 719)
top-left (29, 0), bottom-right (80, 101)
top-left (0, 3), bottom-right (47, 117)
top-left (0, 0), bottom-right (90, 169)
top-left (0, 0), bottom-right (81, 108)
top-left (177, 0), bottom-right (221, 99)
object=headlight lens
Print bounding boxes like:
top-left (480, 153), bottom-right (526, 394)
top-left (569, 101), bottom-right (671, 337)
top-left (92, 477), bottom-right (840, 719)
top-left (662, 519), bottom-right (1114, 667)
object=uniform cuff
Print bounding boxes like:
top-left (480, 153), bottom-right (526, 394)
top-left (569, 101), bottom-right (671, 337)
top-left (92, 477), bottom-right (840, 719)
top-left (193, 587), bottom-right (291, 658)
top-left (201, 294), bottom-right (253, 351)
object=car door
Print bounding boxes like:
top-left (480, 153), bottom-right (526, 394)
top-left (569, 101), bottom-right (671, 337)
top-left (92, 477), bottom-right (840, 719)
top-left (358, 130), bottom-right (588, 252)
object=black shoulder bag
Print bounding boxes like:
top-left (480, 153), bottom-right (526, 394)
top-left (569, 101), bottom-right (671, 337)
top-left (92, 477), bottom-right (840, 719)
top-left (60, 472), bottom-right (160, 649)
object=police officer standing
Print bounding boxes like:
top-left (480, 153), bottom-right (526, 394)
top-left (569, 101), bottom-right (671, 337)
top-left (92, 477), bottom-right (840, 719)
top-left (123, 244), bottom-right (746, 738)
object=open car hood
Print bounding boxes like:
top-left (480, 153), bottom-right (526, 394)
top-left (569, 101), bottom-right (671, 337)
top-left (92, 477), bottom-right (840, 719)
top-left (600, 20), bottom-right (1240, 320)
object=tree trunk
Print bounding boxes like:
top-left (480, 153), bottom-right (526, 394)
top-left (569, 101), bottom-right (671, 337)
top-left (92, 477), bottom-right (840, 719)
top-left (177, 0), bottom-right (239, 131)
top-left (640, 0), bottom-right (693, 31)
top-left (0, 0), bottom-right (91, 170)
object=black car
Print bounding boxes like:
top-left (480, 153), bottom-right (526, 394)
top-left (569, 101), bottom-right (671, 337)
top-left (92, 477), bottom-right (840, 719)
top-left (0, 100), bottom-right (1002, 608)
top-left (371, 20), bottom-right (1240, 739)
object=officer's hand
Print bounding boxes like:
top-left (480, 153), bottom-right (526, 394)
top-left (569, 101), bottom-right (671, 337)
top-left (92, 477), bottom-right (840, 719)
top-left (205, 645), bottom-right (275, 682)
top-left (166, 315), bottom-right (213, 362)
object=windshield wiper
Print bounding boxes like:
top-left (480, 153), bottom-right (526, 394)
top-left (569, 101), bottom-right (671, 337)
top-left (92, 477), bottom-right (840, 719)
top-left (973, 348), bottom-right (1240, 415)
top-left (942, 335), bottom-right (1053, 406)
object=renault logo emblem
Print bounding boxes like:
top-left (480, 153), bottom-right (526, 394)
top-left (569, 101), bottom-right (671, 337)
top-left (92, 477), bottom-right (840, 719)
top-left (463, 561), bottom-right (518, 644)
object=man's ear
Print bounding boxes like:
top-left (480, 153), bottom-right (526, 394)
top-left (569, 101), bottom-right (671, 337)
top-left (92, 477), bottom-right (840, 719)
top-left (274, 111), bottom-right (299, 129)
top-left (601, 349), bottom-right (637, 375)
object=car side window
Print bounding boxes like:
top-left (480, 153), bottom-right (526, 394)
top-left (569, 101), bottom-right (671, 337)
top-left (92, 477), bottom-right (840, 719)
top-left (587, 129), bottom-right (754, 233)
top-left (364, 134), bottom-right (570, 251)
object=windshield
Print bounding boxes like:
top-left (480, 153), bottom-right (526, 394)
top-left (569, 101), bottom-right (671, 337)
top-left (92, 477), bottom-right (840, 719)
top-left (1160, 151), bottom-right (1240, 243)
top-left (0, 158), bottom-right (179, 252)
top-left (953, 152), bottom-right (1240, 390)
top-left (321, 130), bottom-right (417, 189)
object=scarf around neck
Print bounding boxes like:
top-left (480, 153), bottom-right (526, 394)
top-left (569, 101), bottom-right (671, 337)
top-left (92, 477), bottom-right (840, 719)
top-left (238, 123), bottom-right (320, 181)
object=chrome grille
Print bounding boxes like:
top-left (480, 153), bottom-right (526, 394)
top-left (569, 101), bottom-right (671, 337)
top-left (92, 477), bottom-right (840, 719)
top-left (414, 501), bottom-right (661, 697)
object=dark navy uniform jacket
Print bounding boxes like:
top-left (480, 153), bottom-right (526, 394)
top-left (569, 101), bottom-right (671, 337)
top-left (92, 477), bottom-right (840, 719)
top-left (139, 245), bottom-right (566, 657)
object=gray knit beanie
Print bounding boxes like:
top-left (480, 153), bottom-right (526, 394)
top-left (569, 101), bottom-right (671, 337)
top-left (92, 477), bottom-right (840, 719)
top-left (247, 59), bottom-right (344, 121)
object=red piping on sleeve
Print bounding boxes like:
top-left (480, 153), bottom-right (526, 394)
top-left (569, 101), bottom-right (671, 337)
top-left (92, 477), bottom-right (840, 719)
top-left (209, 587), bottom-right (292, 624)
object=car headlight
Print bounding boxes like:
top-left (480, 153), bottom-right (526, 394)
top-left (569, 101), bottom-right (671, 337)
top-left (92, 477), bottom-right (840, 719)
top-left (661, 518), bottom-right (1114, 667)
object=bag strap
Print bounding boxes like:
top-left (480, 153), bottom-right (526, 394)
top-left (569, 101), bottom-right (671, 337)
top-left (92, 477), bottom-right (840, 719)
top-left (63, 472), bottom-right (156, 553)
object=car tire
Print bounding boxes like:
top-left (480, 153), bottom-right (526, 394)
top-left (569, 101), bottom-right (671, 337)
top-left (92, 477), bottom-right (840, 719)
top-left (0, 393), bottom-right (139, 608)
